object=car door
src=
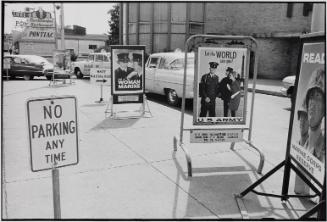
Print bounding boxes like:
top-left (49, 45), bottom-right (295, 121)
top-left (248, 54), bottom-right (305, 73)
top-left (20, 58), bottom-right (43, 76)
top-left (145, 56), bottom-right (160, 92)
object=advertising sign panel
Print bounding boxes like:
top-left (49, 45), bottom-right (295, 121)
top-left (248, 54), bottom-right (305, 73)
top-left (90, 68), bottom-right (111, 86)
top-left (111, 45), bottom-right (145, 95)
top-left (290, 42), bottom-right (325, 183)
top-left (22, 28), bottom-right (55, 41)
top-left (190, 129), bottom-right (243, 143)
top-left (27, 96), bottom-right (79, 171)
top-left (53, 50), bottom-right (71, 74)
top-left (194, 47), bottom-right (249, 125)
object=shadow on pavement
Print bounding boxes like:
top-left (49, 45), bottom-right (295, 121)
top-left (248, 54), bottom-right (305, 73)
top-left (146, 93), bottom-right (193, 115)
top-left (90, 117), bottom-right (139, 130)
top-left (171, 152), bottom-right (265, 219)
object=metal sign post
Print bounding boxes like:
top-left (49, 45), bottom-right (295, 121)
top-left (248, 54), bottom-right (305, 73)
top-left (174, 34), bottom-right (264, 177)
top-left (4, 58), bottom-right (11, 81)
top-left (52, 164), bottom-right (61, 219)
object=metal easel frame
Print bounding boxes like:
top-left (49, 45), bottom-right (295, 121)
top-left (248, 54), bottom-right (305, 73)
top-left (235, 32), bottom-right (325, 220)
top-left (105, 94), bottom-right (152, 119)
top-left (173, 34), bottom-right (264, 177)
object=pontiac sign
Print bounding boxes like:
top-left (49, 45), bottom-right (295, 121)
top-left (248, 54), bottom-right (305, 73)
top-left (22, 28), bottom-right (55, 41)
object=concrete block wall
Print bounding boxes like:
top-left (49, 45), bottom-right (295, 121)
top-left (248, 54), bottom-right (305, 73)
top-left (205, 3), bottom-right (311, 35)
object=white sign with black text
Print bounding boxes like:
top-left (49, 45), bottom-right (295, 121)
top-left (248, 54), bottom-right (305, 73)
top-left (27, 96), bottom-right (79, 171)
top-left (190, 129), bottom-right (243, 143)
top-left (90, 68), bottom-right (111, 86)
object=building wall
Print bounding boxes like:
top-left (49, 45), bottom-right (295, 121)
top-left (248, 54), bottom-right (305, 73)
top-left (58, 39), bottom-right (106, 55)
top-left (205, 3), bottom-right (311, 35)
top-left (19, 42), bottom-right (55, 57)
top-left (123, 2), bottom-right (313, 79)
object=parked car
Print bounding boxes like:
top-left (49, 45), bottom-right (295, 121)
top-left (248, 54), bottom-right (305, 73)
top-left (145, 52), bottom-right (194, 106)
top-left (281, 75), bottom-right (295, 97)
top-left (71, 52), bottom-right (111, 78)
top-left (3, 55), bottom-right (53, 80)
top-left (281, 75), bottom-right (296, 106)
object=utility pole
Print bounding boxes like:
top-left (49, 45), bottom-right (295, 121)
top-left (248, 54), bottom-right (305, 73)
top-left (60, 3), bottom-right (65, 50)
top-left (53, 3), bottom-right (58, 49)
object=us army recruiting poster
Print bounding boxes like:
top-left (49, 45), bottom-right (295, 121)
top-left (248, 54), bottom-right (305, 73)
top-left (290, 42), bottom-right (325, 184)
top-left (194, 47), bottom-right (249, 125)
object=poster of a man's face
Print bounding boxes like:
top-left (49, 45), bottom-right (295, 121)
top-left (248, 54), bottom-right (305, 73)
top-left (194, 47), bottom-right (249, 125)
top-left (111, 46), bottom-right (145, 95)
top-left (290, 42), bottom-right (325, 184)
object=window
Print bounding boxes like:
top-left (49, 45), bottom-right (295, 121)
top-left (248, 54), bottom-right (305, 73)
top-left (95, 54), bottom-right (104, 62)
top-left (159, 58), bottom-right (169, 69)
top-left (88, 55), bottom-right (95, 61)
top-left (286, 3), bottom-right (294, 18)
top-left (148, 57), bottom-right (159, 68)
top-left (89, 45), bottom-right (97, 50)
top-left (169, 59), bottom-right (184, 70)
top-left (13, 57), bottom-right (22, 64)
top-left (103, 55), bottom-right (109, 62)
top-left (303, 3), bottom-right (313, 16)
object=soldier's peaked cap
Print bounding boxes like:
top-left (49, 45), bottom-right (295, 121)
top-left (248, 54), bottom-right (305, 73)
top-left (117, 53), bottom-right (130, 62)
top-left (209, 62), bottom-right (219, 68)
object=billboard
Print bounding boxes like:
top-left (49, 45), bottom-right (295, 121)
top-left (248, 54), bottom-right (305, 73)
top-left (194, 47), bottom-right (249, 125)
top-left (290, 42), bottom-right (325, 184)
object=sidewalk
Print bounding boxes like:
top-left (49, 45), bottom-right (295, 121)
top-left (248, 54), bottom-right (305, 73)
top-left (2, 79), bottom-right (315, 220)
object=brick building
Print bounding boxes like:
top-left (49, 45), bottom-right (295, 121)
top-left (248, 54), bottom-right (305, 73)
top-left (121, 2), bottom-right (314, 79)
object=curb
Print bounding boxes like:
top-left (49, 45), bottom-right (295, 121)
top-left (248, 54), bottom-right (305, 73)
top-left (247, 88), bottom-right (286, 97)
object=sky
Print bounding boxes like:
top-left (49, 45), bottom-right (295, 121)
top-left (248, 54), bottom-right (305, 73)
top-left (3, 2), bottom-right (116, 34)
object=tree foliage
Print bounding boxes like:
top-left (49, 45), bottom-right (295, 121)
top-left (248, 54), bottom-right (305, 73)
top-left (107, 4), bottom-right (119, 45)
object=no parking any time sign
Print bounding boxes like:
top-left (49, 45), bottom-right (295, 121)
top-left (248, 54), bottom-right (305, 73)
top-left (27, 96), bottom-right (79, 171)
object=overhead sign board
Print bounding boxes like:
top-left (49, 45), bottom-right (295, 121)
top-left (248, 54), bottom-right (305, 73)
top-left (27, 96), bottom-right (79, 171)
top-left (190, 128), bottom-right (243, 143)
top-left (90, 68), bottom-right (111, 86)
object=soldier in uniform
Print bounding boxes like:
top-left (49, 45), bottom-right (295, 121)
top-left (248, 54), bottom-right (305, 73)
top-left (114, 53), bottom-right (134, 91)
top-left (128, 53), bottom-right (143, 81)
top-left (199, 62), bottom-right (220, 117)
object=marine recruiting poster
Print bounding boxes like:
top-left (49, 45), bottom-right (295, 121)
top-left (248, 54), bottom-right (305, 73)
top-left (194, 47), bottom-right (249, 125)
top-left (290, 42), bottom-right (325, 183)
top-left (53, 49), bottom-right (71, 74)
top-left (111, 46), bottom-right (145, 95)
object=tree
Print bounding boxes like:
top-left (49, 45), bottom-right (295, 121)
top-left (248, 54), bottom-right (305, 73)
top-left (107, 4), bottom-right (119, 45)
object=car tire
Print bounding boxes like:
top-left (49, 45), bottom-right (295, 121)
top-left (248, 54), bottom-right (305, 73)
top-left (166, 89), bottom-right (179, 106)
top-left (23, 75), bottom-right (33, 80)
top-left (75, 68), bottom-right (83, 79)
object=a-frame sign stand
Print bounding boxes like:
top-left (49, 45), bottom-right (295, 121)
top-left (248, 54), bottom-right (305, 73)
top-left (174, 34), bottom-right (264, 177)
top-left (105, 94), bottom-right (152, 119)
top-left (105, 45), bottom-right (152, 119)
top-left (235, 32), bottom-right (326, 220)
